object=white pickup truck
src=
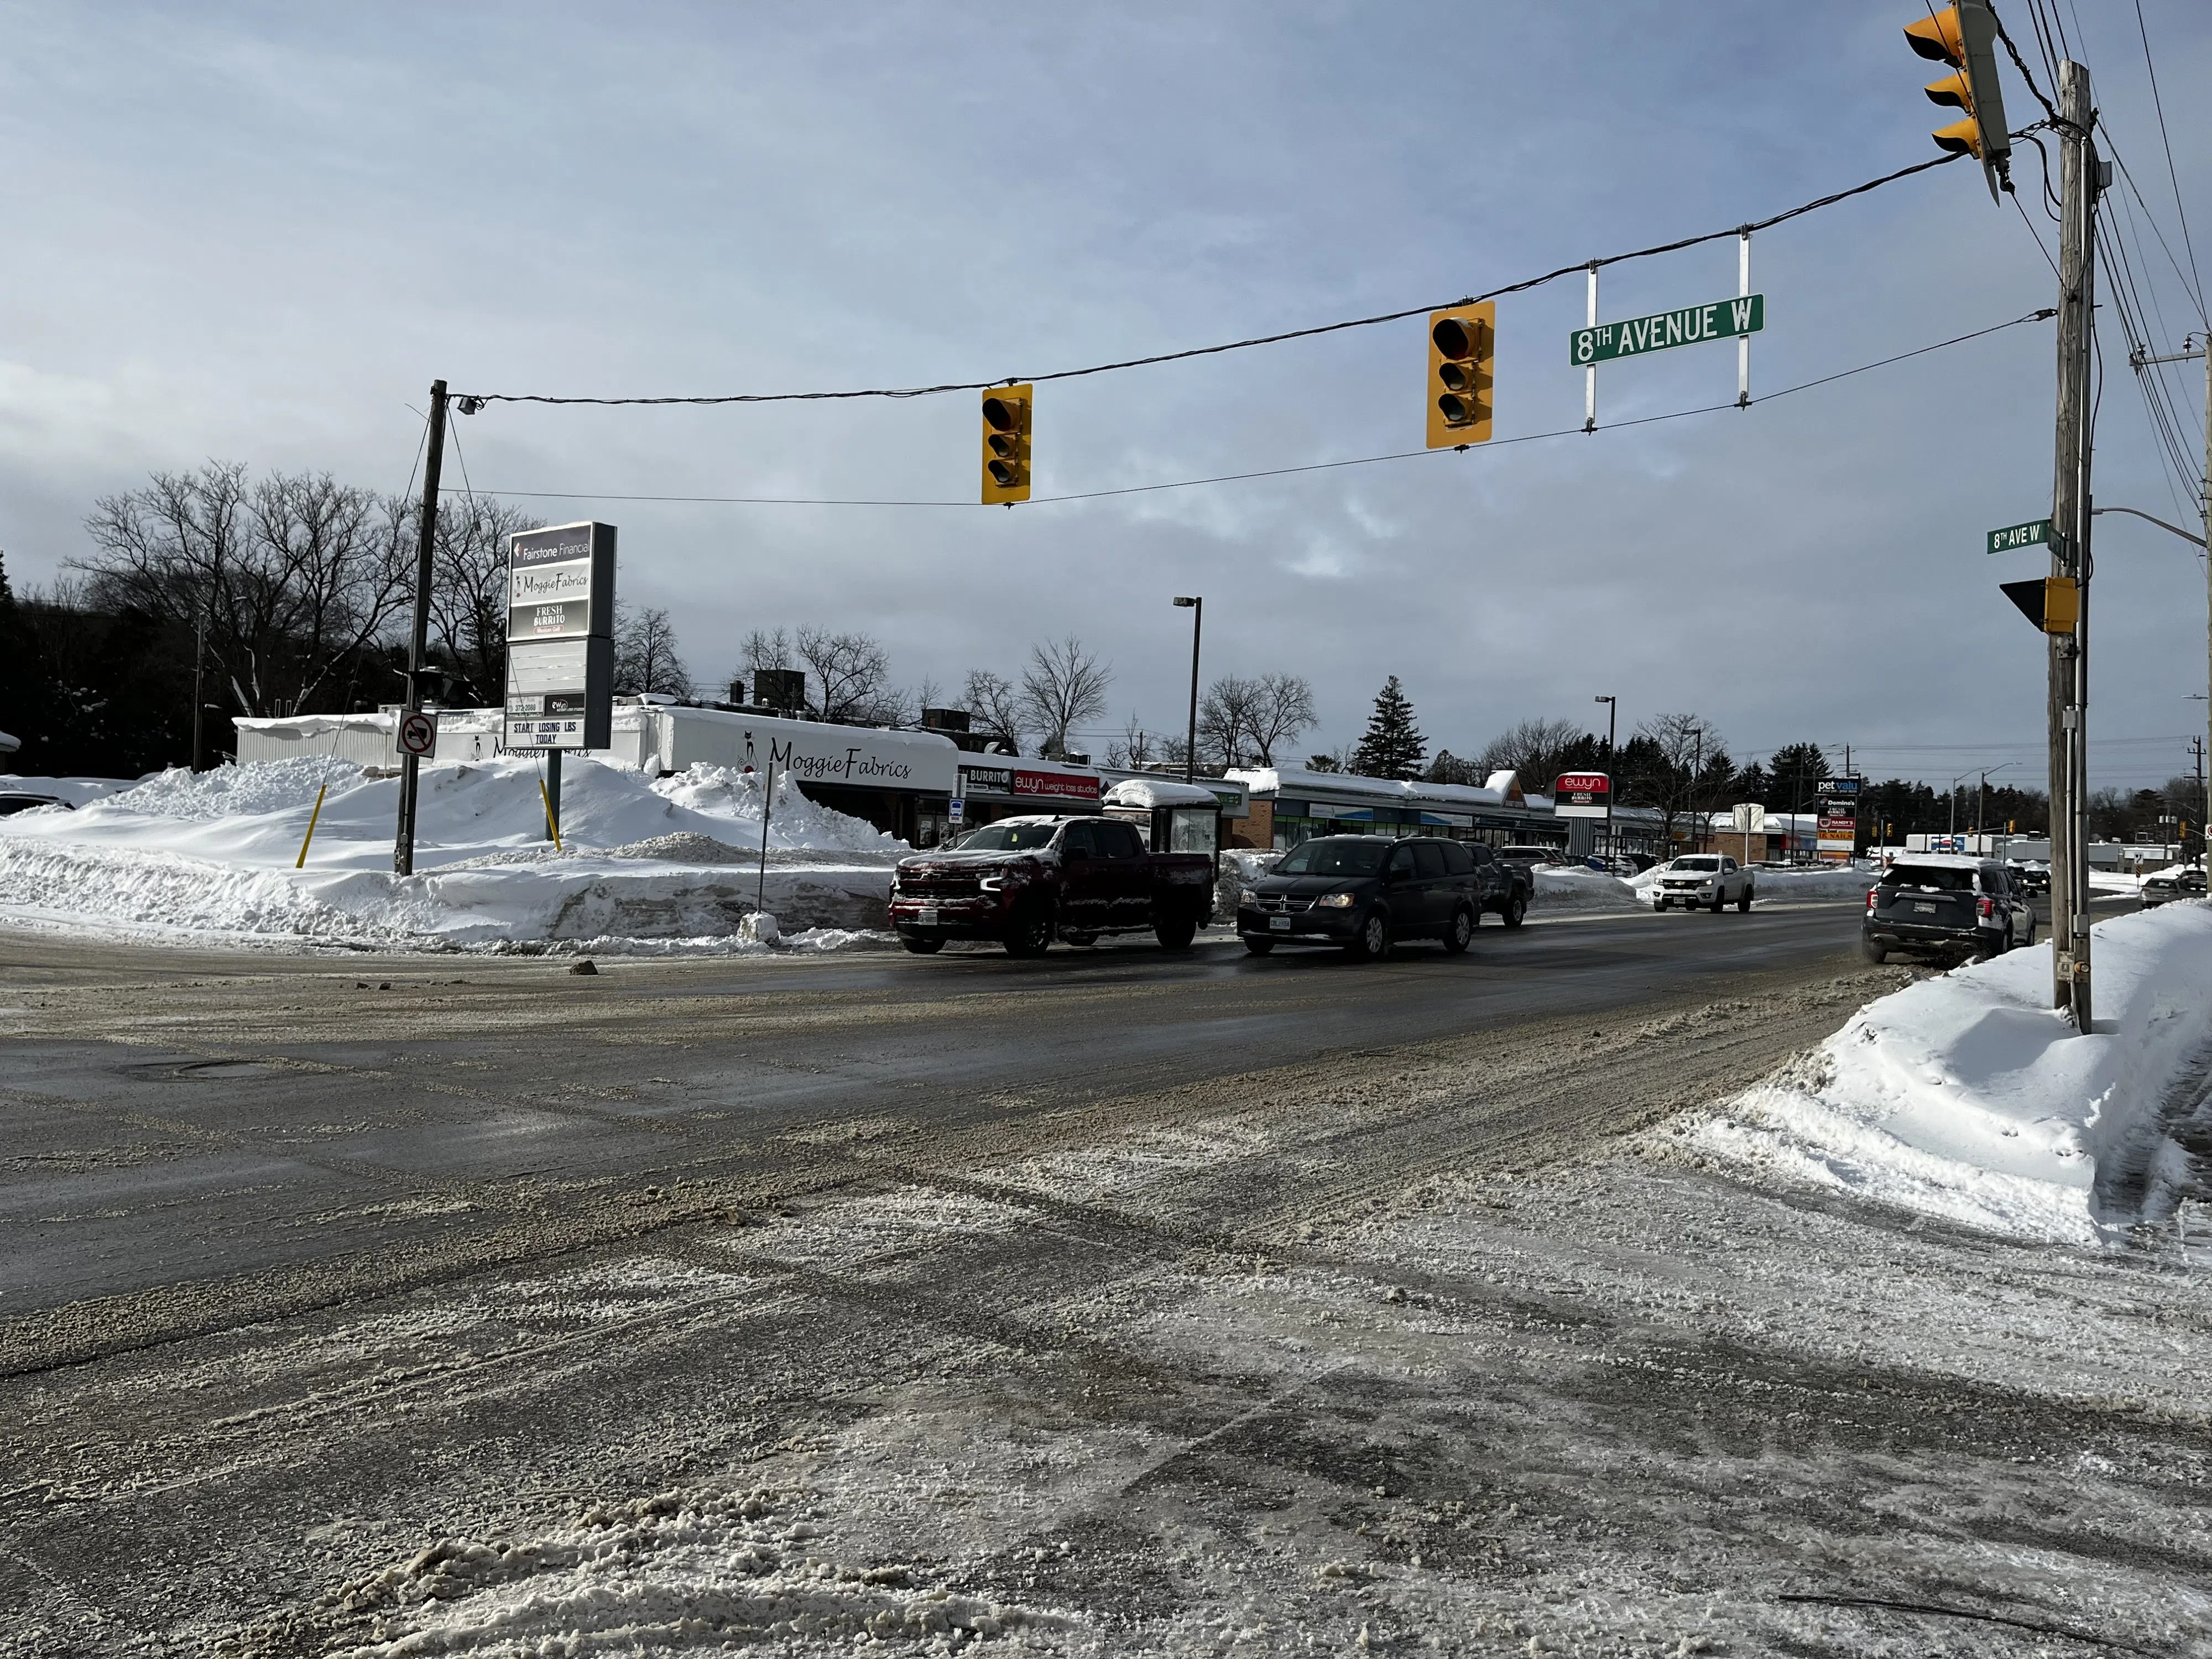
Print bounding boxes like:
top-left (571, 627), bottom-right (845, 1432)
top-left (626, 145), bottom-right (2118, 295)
top-left (1650, 853), bottom-right (1755, 913)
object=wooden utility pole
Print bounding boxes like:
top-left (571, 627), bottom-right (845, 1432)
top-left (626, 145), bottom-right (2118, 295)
top-left (2047, 61), bottom-right (2098, 1027)
top-left (393, 380), bottom-right (448, 877)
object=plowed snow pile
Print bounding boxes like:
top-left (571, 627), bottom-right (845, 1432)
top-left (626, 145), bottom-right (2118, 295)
top-left (0, 758), bottom-right (904, 952)
top-left (1686, 900), bottom-right (2212, 1243)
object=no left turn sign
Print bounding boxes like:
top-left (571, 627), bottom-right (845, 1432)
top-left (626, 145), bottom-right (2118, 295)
top-left (397, 711), bottom-right (438, 759)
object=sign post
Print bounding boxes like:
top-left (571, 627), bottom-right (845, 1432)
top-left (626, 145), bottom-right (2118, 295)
top-left (1730, 801), bottom-right (1766, 866)
top-left (504, 522), bottom-right (616, 843)
top-left (1816, 776), bottom-right (1861, 864)
top-left (1552, 773), bottom-right (1610, 818)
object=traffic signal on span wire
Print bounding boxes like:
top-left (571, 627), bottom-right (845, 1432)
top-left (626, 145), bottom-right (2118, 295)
top-left (1426, 301), bottom-right (1495, 450)
top-left (1902, 0), bottom-right (2012, 201)
top-left (980, 384), bottom-right (1032, 505)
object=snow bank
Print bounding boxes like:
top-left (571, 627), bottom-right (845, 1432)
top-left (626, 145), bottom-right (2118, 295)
top-left (0, 773), bottom-right (135, 808)
top-left (1532, 866), bottom-right (1643, 912)
top-left (0, 757), bottom-right (905, 951)
top-left (1690, 900), bottom-right (2212, 1243)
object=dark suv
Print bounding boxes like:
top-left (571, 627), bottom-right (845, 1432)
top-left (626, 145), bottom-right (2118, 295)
top-left (1863, 855), bottom-right (2036, 964)
top-left (1237, 834), bottom-right (1528, 959)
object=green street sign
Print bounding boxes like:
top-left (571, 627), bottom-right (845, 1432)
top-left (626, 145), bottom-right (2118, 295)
top-left (1571, 294), bottom-right (1764, 365)
top-left (1986, 518), bottom-right (2051, 555)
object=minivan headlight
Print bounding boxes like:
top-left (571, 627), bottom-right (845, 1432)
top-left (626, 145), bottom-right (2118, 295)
top-left (1316, 891), bottom-right (1355, 908)
top-left (1240, 888), bottom-right (1261, 907)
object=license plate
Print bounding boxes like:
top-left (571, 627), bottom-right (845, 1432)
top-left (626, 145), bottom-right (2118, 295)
top-left (917, 907), bottom-right (939, 926)
top-left (1269, 916), bottom-right (1291, 931)
top-left (1913, 902), bottom-right (1936, 914)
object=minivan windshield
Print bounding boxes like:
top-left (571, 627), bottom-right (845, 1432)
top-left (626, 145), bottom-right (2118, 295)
top-left (1670, 856), bottom-right (1720, 872)
top-left (1882, 863), bottom-right (1975, 891)
top-left (947, 822), bottom-right (1059, 852)
top-left (1274, 839), bottom-right (1388, 877)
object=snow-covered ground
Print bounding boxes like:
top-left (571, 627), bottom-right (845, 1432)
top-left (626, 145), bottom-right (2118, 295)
top-left (0, 758), bottom-right (905, 953)
top-left (1691, 899), bottom-right (2212, 1243)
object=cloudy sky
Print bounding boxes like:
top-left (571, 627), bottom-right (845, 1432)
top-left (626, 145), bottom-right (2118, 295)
top-left (3, 2), bottom-right (2207, 790)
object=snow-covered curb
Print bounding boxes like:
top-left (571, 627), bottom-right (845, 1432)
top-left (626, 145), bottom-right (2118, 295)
top-left (1682, 900), bottom-right (2212, 1244)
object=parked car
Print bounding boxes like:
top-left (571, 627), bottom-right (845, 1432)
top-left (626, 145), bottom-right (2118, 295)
top-left (1236, 833), bottom-right (1529, 960)
top-left (1863, 854), bottom-right (2034, 963)
top-left (1649, 854), bottom-right (1755, 912)
top-left (0, 791), bottom-right (70, 816)
top-left (2140, 863), bottom-right (2208, 909)
top-left (1498, 844), bottom-right (1566, 870)
top-left (2007, 858), bottom-right (2051, 895)
top-left (888, 815), bottom-right (1215, 956)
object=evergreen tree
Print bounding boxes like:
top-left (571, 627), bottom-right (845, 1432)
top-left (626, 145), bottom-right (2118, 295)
top-left (1350, 676), bottom-right (1425, 780)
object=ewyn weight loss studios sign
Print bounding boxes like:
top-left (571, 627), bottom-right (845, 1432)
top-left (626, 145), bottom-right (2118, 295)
top-left (505, 522), bottom-right (615, 752)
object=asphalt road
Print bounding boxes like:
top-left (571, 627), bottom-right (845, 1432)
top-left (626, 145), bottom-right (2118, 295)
top-left (3, 890), bottom-right (2188, 1659)
top-left (0, 900), bottom-right (1875, 1324)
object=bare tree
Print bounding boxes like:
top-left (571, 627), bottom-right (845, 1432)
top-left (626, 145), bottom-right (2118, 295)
top-left (796, 626), bottom-right (899, 723)
top-left (425, 496), bottom-right (540, 705)
top-left (1019, 636), bottom-right (1112, 757)
top-left (1106, 712), bottom-right (1157, 769)
top-left (1198, 675), bottom-right (1260, 769)
top-left (613, 604), bottom-right (695, 697)
top-left (1634, 712), bottom-right (1729, 851)
top-left (959, 669), bottom-right (1025, 751)
top-left (736, 627), bottom-right (792, 677)
top-left (1474, 717), bottom-right (1587, 787)
top-left (77, 463), bottom-right (413, 719)
top-left (1245, 672), bottom-right (1316, 766)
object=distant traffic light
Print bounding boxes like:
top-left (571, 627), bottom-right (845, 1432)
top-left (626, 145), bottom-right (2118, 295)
top-left (1903, 1), bottom-right (2012, 201)
top-left (981, 384), bottom-right (1032, 505)
top-left (1427, 302), bottom-right (1495, 449)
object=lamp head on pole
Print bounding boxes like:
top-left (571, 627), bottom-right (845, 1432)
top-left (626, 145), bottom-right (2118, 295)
top-left (1173, 596), bottom-right (1198, 608)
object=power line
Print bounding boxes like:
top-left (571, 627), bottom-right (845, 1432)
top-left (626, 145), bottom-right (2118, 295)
top-left (2133, 0), bottom-right (2206, 321)
top-left (445, 310), bottom-right (2053, 512)
top-left (450, 150), bottom-right (1968, 411)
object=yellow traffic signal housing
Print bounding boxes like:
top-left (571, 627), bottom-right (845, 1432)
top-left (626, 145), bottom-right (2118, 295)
top-left (981, 384), bottom-right (1032, 505)
top-left (2002, 574), bottom-right (2078, 634)
top-left (1426, 301), bottom-right (1495, 449)
top-left (1902, 2), bottom-right (2011, 199)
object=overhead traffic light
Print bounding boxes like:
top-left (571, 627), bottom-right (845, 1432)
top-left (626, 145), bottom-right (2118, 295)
top-left (1903, 0), bottom-right (2012, 201)
top-left (980, 384), bottom-right (1032, 505)
top-left (1426, 302), bottom-right (1495, 449)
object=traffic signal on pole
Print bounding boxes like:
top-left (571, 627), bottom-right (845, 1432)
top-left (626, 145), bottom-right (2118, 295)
top-left (1903, 0), bottom-right (2011, 201)
top-left (981, 384), bottom-right (1032, 505)
top-left (2001, 575), bottom-right (2078, 634)
top-left (1426, 302), bottom-right (1495, 449)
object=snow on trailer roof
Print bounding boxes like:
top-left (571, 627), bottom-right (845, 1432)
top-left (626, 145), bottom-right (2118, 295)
top-left (1102, 777), bottom-right (1222, 810)
top-left (1884, 853), bottom-right (1989, 869)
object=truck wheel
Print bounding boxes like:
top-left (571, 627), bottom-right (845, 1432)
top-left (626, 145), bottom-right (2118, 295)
top-left (1442, 906), bottom-right (1474, 954)
top-left (1243, 937), bottom-right (1275, 956)
top-left (1710, 890), bottom-right (1726, 914)
top-left (900, 935), bottom-right (945, 954)
top-left (1003, 901), bottom-right (1056, 958)
top-left (1501, 893), bottom-right (1526, 930)
top-left (1737, 888), bottom-right (1752, 913)
top-left (1862, 938), bottom-right (1887, 964)
top-left (1344, 910), bottom-right (1390, 961)
top-left (1155, 915), bottom-right (1197, 951)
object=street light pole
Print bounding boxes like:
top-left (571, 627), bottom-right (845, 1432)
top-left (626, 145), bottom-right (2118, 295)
top-left (1173, 596), bottom-right (1202, 785)
top-left (1595, 695), bottom-right (1616, 857)
top-left (1689, 726), bottom-right (1703, 854)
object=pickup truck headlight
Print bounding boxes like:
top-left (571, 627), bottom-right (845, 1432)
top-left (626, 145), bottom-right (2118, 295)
top-left (1316, 891), bottom-right (1355, 908)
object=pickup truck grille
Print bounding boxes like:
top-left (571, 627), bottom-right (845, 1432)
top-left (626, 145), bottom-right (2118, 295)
top-left (898, 874), bottom-right (983, 899)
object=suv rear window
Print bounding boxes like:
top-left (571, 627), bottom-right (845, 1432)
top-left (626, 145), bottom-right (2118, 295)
top-left (1882, 864), bottom-right (1974, 891)
top-left (1439, 841), bottom-right (1475, 875)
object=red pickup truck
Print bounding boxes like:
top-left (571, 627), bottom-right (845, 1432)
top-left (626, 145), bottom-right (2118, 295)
top-left (889, 815), bottom-right (1215, 956)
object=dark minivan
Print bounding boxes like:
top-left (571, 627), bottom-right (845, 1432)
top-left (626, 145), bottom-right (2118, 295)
top-left (1237, 833), bottom-right (1529, 959)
